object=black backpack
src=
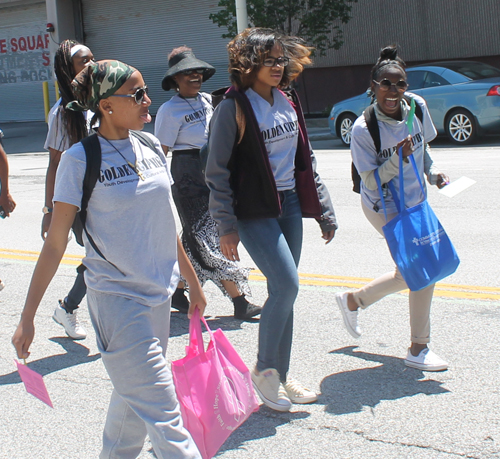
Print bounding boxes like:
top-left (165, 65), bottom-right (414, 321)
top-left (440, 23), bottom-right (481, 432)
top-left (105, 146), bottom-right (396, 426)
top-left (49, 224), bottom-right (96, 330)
top-left (72, 130), bottom-right (161, 271)
top-left (351, 95), bottom-right (423, 193)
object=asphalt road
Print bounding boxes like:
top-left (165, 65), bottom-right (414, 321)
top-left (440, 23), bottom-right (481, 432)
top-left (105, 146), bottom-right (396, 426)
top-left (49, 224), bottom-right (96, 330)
top-left (0, 131), bottom-right (499, 458)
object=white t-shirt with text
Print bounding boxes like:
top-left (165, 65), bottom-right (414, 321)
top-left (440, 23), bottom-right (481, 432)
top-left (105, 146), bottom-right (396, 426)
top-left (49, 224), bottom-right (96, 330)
top-left (154, 93), bottom-right (212, 150)
top-left (245, 87), bottom-right (298, 191)
top-left (351, 94), bottom-right (438, 214)
top-left (53, 132), bottom-right (179, 307)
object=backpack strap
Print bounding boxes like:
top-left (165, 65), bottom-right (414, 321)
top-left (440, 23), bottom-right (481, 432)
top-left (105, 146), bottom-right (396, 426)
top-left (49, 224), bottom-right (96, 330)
top-left (79, 133), bottom-right (124, 275)
top-left (364, 104), bottom-right (381, 154)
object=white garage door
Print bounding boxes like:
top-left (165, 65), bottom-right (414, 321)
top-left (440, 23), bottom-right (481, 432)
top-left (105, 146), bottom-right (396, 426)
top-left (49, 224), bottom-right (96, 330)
top-left (81, 0), bottom-right (231, 115)
top-left (0, 2), bottom-right (56, 122)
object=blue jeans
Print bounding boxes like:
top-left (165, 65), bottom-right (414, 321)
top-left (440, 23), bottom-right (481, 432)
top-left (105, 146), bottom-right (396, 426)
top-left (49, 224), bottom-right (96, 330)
top-left (63, 265), bottom-right (87, 313)
top-left (238, 189), bottom-right (303, 382)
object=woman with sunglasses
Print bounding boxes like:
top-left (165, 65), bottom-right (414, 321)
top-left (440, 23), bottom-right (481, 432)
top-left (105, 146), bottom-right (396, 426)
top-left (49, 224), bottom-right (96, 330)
top-left (205, 28), bottom-right (337, 412)
top-left (155, 46), bottom-right (262, 321)
top-left (13, 60), bottom-right (204, 458)
top-left (337, 45), bottom-right (450, 371)
top-left (43, 39), bottom-right (95, 341)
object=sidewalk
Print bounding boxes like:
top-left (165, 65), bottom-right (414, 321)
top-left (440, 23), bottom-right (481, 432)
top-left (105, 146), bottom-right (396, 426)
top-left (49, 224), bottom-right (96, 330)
top-left (1, 118), bottom-right (335, 154)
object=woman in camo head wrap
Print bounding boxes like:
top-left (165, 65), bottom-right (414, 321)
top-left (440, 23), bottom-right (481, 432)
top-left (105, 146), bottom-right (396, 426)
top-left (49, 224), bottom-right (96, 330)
top-left (13, 60), bottom-right (205, 459)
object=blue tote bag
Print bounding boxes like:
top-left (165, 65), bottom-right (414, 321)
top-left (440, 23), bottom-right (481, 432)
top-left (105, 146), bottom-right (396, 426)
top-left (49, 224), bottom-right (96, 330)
top-left (374, 152), bottom-right (459, 291)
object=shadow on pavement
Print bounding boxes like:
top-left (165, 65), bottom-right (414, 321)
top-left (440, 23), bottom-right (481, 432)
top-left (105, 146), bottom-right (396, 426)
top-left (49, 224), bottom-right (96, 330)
top-left (0, 337), bottom-right (100, 385)
top-left (169, 313), bottom-right (254, 338)
top-left (218, 407), bottom-right (310, 454)
top-left (321, 346), bottom-right (450, 415)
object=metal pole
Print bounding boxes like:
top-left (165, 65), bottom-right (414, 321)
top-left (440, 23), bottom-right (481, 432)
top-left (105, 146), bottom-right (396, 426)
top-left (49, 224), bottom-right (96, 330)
top-left (235, 0), bottom-right (248, 33)
top-left (43, 81), bottom-right (50, 123)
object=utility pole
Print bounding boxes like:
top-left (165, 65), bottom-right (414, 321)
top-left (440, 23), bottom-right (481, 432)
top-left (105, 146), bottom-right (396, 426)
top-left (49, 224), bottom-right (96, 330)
top-left (235, 0), bottom-right (248, 33)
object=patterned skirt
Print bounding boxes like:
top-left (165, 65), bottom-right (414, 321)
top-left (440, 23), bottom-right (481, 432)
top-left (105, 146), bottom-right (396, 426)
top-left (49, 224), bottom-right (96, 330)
top-left (170, 150), bottom-right (251, 297)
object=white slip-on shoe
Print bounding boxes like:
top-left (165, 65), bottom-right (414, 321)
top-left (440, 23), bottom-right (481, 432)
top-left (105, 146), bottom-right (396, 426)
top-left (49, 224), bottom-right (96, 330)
top-left (282, 378), bottom-right (318, 404)
top-left (53, 301), bottom-right (87, 340)
top-left (404, 348), bottom-right (448, 371)
top-left (251, 367), bottom-right (292, 412)
top-left (336, 292), bottom-right (361, 338)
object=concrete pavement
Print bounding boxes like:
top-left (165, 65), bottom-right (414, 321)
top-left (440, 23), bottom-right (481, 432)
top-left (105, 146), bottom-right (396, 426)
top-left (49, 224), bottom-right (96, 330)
top-left (1, 133), bottom-right (500, 458)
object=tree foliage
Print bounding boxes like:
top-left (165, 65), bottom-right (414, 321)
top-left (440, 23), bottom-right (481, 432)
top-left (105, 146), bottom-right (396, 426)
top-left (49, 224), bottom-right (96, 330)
top-left (209, 0), bottom-right (357, 56)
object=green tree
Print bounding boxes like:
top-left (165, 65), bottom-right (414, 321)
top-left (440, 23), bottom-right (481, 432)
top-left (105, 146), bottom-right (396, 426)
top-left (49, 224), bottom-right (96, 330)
top-left (209, 0), bottom-right (357, 56)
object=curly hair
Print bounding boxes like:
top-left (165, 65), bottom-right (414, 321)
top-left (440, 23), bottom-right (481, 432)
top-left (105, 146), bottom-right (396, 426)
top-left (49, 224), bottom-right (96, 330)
top-left (54, 39), bottom-right (88, 146)
top-left (227, 27), bottom-right (312, 90)
top-left (371, 45), bottom-right (406, 81)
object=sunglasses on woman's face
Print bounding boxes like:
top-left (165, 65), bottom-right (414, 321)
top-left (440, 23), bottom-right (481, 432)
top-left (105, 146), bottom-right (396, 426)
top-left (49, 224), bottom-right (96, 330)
top-left (263, 56), bottom-right (290, 67)
top-left (372, 79), bottom-right (408, 92)
top-left (181, 69), bottom-right (204, 75)
top-left (109, 86), bottom-right (149, 104)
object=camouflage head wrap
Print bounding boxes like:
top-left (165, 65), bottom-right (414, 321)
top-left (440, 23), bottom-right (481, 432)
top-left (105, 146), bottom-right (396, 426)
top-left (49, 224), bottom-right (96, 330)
top-left (66, 60), bottom-right (136, 112)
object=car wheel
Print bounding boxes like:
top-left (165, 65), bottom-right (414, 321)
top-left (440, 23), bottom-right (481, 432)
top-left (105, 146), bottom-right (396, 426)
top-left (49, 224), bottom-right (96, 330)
top-left (337, 113), bottom-right (357, 146)
top-left (445, 109), bottom-right (477, 145)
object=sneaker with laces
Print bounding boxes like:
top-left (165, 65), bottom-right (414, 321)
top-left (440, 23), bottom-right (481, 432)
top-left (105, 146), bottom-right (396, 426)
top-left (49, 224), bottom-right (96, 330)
top-left (53, 301), bottom-right (87, 340)
top-left (336, 292), bottom-right (361, 338)
top-left (404, 348), bottom-right (448, 371)
top-left (282, 378), bottom-right (318, 404)
top-left (251, 367), bottom-right (292, 412)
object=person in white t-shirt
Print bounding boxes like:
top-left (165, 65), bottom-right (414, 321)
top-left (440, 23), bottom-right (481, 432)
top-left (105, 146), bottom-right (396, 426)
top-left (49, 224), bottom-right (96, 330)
top-left (155, 47), bottom-right (262, 321)
top-left (13, 60), bottom-right (204, 459)
top-left (338, 45), bottom-right (450, 371)
top-left (205, 28), bottom-right (338, 412)
top-left (43, 39), bottom-right (95, 340)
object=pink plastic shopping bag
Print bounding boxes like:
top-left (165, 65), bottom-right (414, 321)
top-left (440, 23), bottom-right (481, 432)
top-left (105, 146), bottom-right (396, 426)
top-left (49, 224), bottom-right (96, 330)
top-left (172, 309), bottom-right (259, 459)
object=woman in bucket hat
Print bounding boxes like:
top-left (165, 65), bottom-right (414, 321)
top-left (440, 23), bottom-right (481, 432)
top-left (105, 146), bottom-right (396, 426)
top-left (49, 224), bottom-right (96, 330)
top-left (155, 46), bottom-right (262, 321)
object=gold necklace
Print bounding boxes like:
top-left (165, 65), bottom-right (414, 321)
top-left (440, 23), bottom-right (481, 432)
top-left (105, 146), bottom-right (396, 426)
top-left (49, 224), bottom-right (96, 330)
top-left (97, 132), bottom-right (145, 181)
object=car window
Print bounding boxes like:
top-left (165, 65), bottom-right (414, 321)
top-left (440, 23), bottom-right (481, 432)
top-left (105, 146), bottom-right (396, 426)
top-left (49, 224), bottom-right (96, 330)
top-left (407, 71), bottom-right (426, 90)
top-left (438, 62), bottom-right (500, 80)
top-left (423, 71), bottom-right (450, 88)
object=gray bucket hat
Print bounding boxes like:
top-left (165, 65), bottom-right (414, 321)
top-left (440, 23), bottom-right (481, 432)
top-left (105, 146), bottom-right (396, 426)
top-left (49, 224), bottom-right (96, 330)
top-left (161, 51), bottom-right (215, 91)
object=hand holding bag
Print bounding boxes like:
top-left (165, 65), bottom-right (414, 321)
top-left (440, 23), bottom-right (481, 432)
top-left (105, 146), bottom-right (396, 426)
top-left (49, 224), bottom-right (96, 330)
top-left (171, 309), bottom-right (259, 459)
top-left (374, 152), bottom-right (459, 291)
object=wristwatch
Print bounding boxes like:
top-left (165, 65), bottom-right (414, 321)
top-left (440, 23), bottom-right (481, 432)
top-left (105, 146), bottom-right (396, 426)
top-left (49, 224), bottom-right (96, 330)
top-left (42, 206), bottom-right (53, 214)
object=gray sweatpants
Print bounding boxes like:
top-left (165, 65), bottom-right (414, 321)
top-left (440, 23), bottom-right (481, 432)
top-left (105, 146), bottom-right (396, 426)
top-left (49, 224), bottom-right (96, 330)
top-left (87, 289), bottom-right (201, 459)
top-left (352, 202), bottom-right (434, 344)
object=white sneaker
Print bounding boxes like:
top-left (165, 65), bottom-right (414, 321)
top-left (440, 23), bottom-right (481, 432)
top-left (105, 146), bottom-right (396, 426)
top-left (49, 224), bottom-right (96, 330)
top-left (282, 379), bottom-right (318, 404)
top-left (404, 348), bottom-right (448, 371)
top-left (251, 367), bottom-right (292, 412)
top-left (336, 292), bottom-right (361, 338)
top-left (53, 301), bottom-right (87, 340)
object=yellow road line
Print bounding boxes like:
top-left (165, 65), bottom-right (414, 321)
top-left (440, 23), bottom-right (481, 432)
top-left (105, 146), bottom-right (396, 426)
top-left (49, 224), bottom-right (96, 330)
top-left (0, 247), bottom-right (83, 265)
top-left (2, 248), bottom-right (499, 301)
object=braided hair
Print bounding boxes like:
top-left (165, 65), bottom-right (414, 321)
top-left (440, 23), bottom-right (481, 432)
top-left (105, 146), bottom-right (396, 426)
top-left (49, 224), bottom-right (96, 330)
top-left (54, 39), bottom-right (88, 147)
top-left (371, 45), bottom-right (406, 82)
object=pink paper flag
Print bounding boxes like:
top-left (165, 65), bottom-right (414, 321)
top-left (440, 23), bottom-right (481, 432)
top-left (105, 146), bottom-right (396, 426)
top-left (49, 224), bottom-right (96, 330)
top-left (15, 361), bottom-right (53, 408)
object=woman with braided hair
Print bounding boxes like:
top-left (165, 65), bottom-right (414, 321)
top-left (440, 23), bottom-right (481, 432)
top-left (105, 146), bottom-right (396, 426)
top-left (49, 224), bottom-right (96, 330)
top-left (42, 39), bottom-right (95, 340)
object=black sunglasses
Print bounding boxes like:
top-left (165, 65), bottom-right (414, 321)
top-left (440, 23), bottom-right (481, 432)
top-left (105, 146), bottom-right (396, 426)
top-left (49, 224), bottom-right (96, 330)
top-left (109, 86), bottom-right (149, 105)
top-left (372, 79), bottom-right (408, 92)
top-left (181, 69), bottom-right (204, 75)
